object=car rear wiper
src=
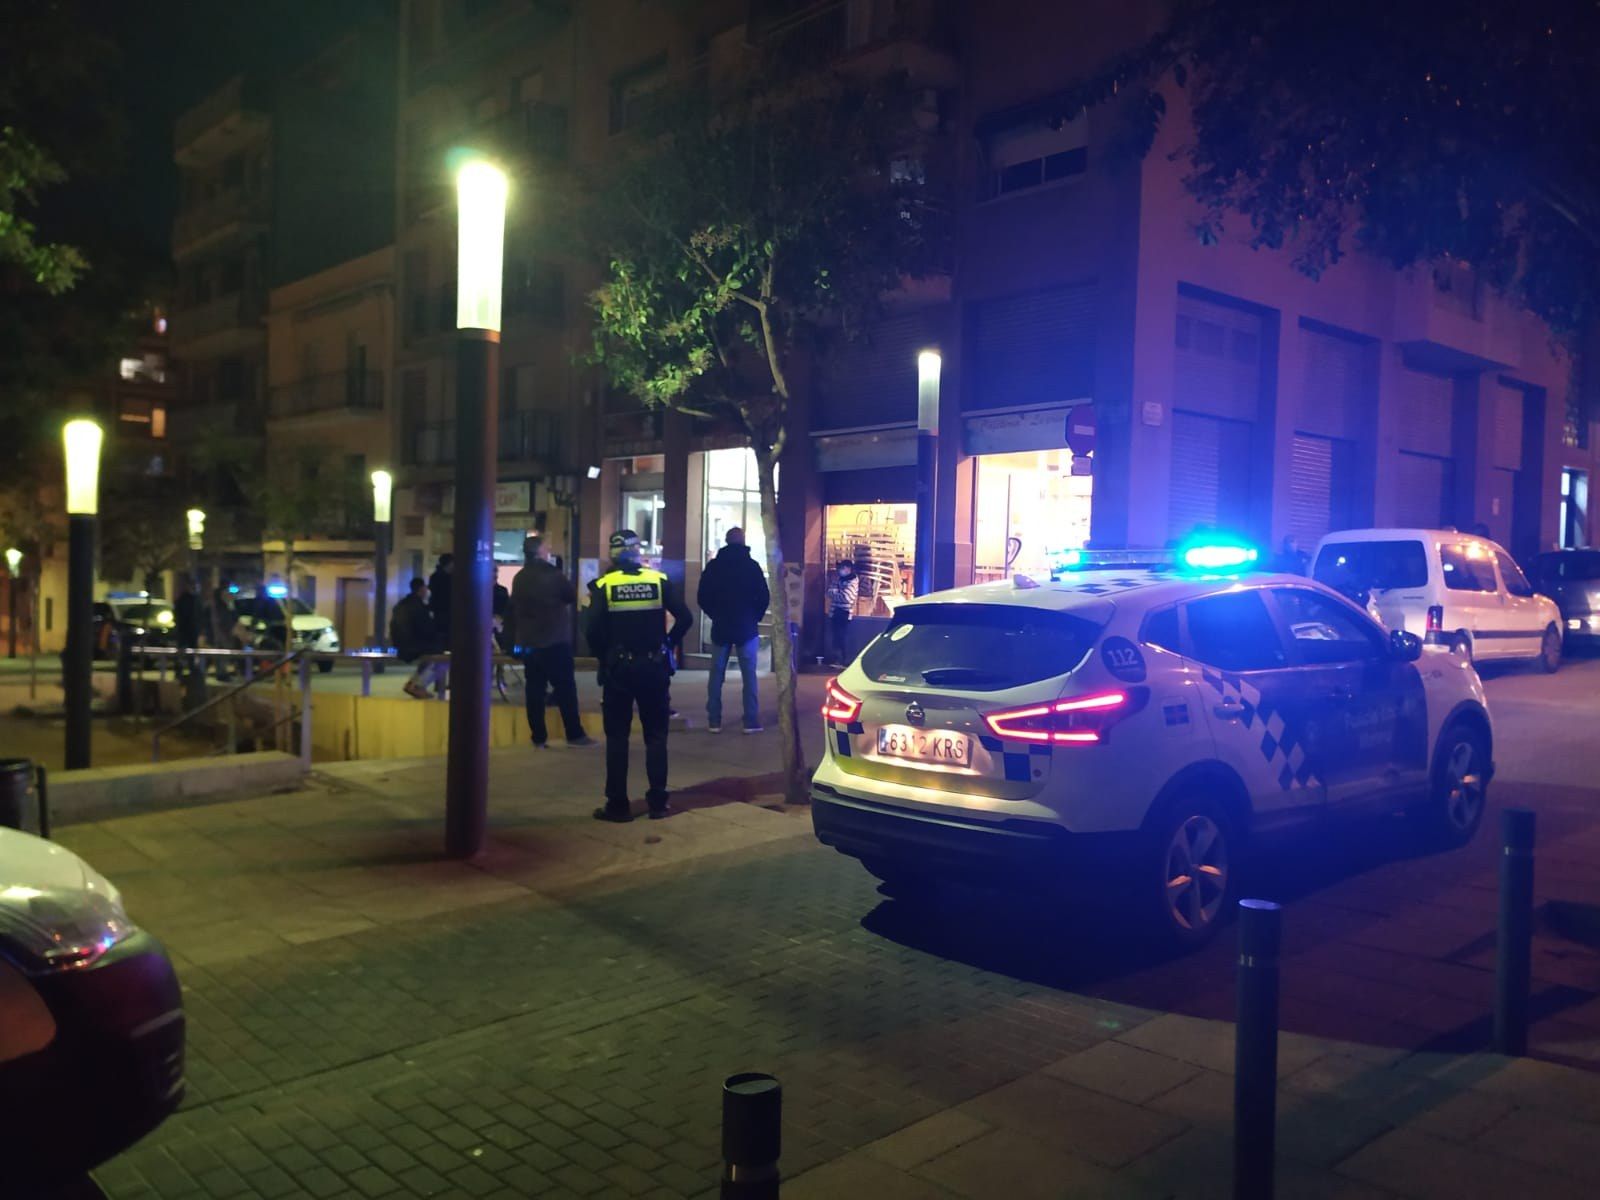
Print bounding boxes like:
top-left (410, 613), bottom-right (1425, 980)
top-left (919, 667), bottom-right (1006, 686)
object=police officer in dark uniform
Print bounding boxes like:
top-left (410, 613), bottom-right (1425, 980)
top-left (586, 530), bottom-right (693, 822)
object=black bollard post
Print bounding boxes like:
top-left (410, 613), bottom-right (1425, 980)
top-left (722, 1072), bottom-right (781, 1200)
top-left (35, 765), bottom-right (49, 839)
top-left (1234, 898), bottom-right (1281, 1200)
top-left (1494, 808), bottom-right (1536, 1057)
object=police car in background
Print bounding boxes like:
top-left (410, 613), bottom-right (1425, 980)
top-left (811, 541), bottom-right (1494, 946)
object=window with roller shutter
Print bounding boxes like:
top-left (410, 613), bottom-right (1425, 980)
top-left (1169, 410), bottom-right (1253, 538)
top-left (969, 284), bottom-right (1096, 411)
top-left (815, 312), bottom-right (936, 432)
top-left (1395, 451), bottom-right (1453, 528)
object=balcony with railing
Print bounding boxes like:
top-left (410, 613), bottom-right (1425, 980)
top-left (753, 0), bottom-right (960, 84)
top-left (169, 292), bottom-right (264, 354)
top-left (175, 76), bottom-right (270, 166)
top-left (173, 188), bottom-right (270, 257)
top-left (269, 370), bottom-right (385, 423)
top-left (407, 410), bottom-right (565, 468)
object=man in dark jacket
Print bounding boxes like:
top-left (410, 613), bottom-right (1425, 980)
top-left (391, 578), bottom-right (447, 698)
top-left (427, 553), bottom-right (454, 635)
top-left (696, 527), bottom-right (770, 733)
top-left (508, 536), bottom-right (593, 748)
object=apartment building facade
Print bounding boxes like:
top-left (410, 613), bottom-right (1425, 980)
top-left (385, 0), bottom-right (1599, 657)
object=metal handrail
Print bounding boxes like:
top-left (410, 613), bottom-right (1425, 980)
top-left (150, 648), bottom-right (305, 761)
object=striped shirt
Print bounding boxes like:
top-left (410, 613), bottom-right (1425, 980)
top-left (827, 574), bottom-right (859, 614)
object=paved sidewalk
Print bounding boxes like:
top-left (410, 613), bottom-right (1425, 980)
top-left (55, 659), bottom-right (1600, 1199)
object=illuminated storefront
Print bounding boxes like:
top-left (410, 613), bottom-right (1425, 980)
top-left (973, 448), bottom-right (1092, 582)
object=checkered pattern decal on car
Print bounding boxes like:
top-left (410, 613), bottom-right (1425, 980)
top-left (1199, 668), bottom-right (1320, 791)
top-left (1055, 572), bottom-right (1179, 596)
top-left (978, 734), bottom-right (1053, 782)
top-left (828, 719), bottom-right (864, 758)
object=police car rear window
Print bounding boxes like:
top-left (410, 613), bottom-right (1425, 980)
top-left (860, 604), bottom-right (1100, 691)
top-left (1313, 540), bottom-right (1428, 592)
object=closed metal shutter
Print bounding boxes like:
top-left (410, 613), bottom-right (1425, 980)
top-left (1395, 451), bottom-right (1452, 528)
top-left (969, 283), bottom-right (1096, 410)
top-left (1169, 410), bottom-right (1253, 538)
top-left (1397, 371), bottom-right (1454, 457)
top-left (1489, 466), bottom-right (1516, 547)
top-left (1493, 382), bottom-right (1524, 470)
top-left (816, 312), bottom-right (936, 431)
top-left (1299, 327), bottom-right (1366, 440)
top-left (1174, 295), bottom-right (1263, 422)
top-left (1288, 433), bottom-right (1332, 549)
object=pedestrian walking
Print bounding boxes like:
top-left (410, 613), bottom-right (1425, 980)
top-left (428, 553), bottom-right (454, 635)
top-left (826, 560), bottom-right (859, 666)
top-left (174, 577), bottom-right (203, 653)
top-left (697, 527), bottom-right (769, 733)
top-left (585, 529), bottom-right (692, 822)
top-left (391, 578), bottom-right (447, 698)
top-left (508, 536), bottom-right (594, 749)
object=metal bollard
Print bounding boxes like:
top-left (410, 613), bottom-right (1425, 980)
top-left (1234, 899), bottom-right (1281, 1200)
top-left (1494, 808), bottom-right (1536, 1056)
top-left (35, 765), bottom-right (49, 839)
top-left (722, 1072), bottom-right (781, 1199)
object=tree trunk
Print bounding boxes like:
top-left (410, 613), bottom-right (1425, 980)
top-left (754, 447), bottom-right (808, 805)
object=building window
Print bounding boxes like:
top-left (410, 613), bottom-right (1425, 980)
top-left (973, 448), bottom-right (1091, 583)
top-left (981, 115), bottom-right (1088, 200)
top-left (1562, 468), bottom-right (1591, 549)
top-left (823, 502), bottom-right (915, 617)
top-left (505, 258), bottom-right (564, 324)
top-left (609, 54), bottom-right (669, 135)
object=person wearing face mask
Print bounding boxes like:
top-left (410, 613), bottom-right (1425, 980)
top-left (825, 560), bottom-right (859, 666)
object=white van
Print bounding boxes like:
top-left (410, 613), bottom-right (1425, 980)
top-left (1311, 528), bottom-right (1562, 672)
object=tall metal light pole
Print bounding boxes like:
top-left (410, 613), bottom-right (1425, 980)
top-left (445, 157), bottom-right (507, 859)
top-left (4, 547), bottom-right (20, 659)
top-left (63, 418), bottom-right (104, 770)
top-left (186, 508), bottom-right (206, 580)
top-left (913, 349), bottom-right (941, 597)
top-left (371, 469), bottom-right (393, 655)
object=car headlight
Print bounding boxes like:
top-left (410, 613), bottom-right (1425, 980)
top-left (0, 883), bottom-right (137, 974)
top-left (155, 611), bottom-right (174, 627)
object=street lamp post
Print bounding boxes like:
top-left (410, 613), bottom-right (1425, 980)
top-left (4, 547), bottom-right (20, 659)
top-left (186, 507), bottom-right (206, 590)
top-left (63, 418), bottom-right (104, 770)
top-left (371, 469), bottom-right (392, 659)
top-left (913, 349), bottom-right (942, 597)
top-left (445, 158), bottom-right (507, 859)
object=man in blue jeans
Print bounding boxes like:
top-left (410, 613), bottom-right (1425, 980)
top-left (696, 527), bottom-right (770, 733)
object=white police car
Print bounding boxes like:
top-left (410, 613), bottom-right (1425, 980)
top-left (811, 542), bottom-right (1494, 946)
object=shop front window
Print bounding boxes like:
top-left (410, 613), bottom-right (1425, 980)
top-left (622, 491), bottom-right (665, 562)
top-left (824, 502), bottom-right (916, 617)
top-left (974, 448), bottom-right (1092, 582)
top-left (703, 447), bottom-right (772, 568)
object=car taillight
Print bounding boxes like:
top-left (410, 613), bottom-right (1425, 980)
top-left (821, 678), bottom-right (862, 722)
top-left (984, 690), bottom-right (1128, 745)
top-left (1427, 605), bottom-right (1444, 633)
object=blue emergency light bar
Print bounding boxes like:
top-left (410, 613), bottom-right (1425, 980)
top-left (265, 583), bottom-right (289, 598)
top-left (1048, 537), bottom-right (1261, 580)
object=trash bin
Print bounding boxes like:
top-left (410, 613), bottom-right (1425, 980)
top-left (0, 758), bottom-right (33, 831)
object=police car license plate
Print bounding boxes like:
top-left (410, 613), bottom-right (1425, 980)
top-left (876, 725), bottom-right (972, 767)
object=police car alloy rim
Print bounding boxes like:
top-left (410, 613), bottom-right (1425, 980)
top-left (1443, 740), bottom-right (1485, 832)
top-left (1164, 815), bottom-right (1229, 932)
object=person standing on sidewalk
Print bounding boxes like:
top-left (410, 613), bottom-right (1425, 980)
top-left (428, 553), bottom-right (454, 637)
top-left (508, 536), bottom-right (594, 749)
top-left (585, 529), bottom-right (692, 822)
top-left (826, 560), bottom-right (859, 666)
top-left (696, 527), bottom-right (769, 733)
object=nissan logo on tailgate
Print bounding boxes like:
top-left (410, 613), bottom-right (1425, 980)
top-left (905, 701), bottom-right (926, 726)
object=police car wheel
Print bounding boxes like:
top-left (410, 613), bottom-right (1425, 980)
top-left (1150, 798), bottom-right (1234, 948)
top-left (1539, 627), bottom-right (1561, 674)
top-left (1420, 723), bottom-right (1489, 847)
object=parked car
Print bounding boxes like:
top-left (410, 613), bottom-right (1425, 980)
top-left (1311, 528), bottom-right (1562, 672)
top-left (230, 585), bottom-right (340, 671)
top-left (1529, 549), bottom-right (1600, 650)
top-left (0, 827), bottom-right (185, 1188)
top-left (92, 593), bottom-right (176, 661)
top-left (811, 543), bottom-right (1494, 947)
